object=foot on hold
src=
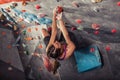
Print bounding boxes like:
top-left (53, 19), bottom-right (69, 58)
top-left (91, 0), bottom-right (103, 3)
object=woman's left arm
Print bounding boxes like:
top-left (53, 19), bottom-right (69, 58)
top-left (57, 13), bottom-right (76, 59)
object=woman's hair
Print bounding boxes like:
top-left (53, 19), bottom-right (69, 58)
top-left (47, 45), bottom-right (62, 59)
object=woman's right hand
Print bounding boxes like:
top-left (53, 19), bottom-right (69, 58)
top-left (56, 12), bottom-right (63, 20)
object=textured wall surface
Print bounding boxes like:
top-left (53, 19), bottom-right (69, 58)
top-left (0, 0), bottom-right (120, 80)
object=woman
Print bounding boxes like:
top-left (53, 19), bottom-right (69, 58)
top-left (41, 7), bottom-right (75, 74)
top-left (42, 7), bottom-right (75, 60)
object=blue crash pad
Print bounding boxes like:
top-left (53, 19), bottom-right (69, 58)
top-left (74, 45), bottom-right (102, 72)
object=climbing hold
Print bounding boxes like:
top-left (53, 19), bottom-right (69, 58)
top-left (24, 37), bottom-right (32, 41)
top-left (57, 6), bottom-right (63, 14)
top-left (47, 27), bottom-right (52, 32)
top-left (77, 25), bottom-right (83, 30)
top-left (75, 19), bottom-right (82, 24)
top-left (117, 2), bottom-right (120, 6)
top-left (91, 0), bottom-right (103, 3)
top-left (27, 65), bottom-right (31, 68)
top-left (38, 44), bottom-right (43, 49)
top-left (38, 13), bottom-right (46, 18)
top-left (5, 8), bottom-right (11, 12)
top-left (38, 74), bottom-right (41, 79)
top-left (72, 1), bottom-right (79, 8)
top-left (45, 18), bottom-right (52, 24)
top-left (13, 25), bottom-right (17, 31)
top-left (35, 22), bottom-right (40, 25)
top-left (22, 43), bottom-right (26, 48)
top-left (21, 10), bottom-right (26, 12)
top-left (1, 31), bottom-right (6, 35)
top-left (71, 27), bottom-right (77, 31)
top-left (15, 31), bottom-right (19, 34)
top-left (21, 25), bottom-right (26, 28)
top-left (26, 50), bottom-right (29, 55)
top-left (93, 6), bottom-right (100, 12)
top-left (23, 30), bottom-right (26, 35)
top-left (42, 55), bottom-right (52, 72)
top-left (8, 67), bottom-right (13, 71)
top-left (38, 67), bottom-right (42, 71)
top-left (35, 27), bottom-right (38, 31)
top-left (90, 48), bottom-right (95, 52)
top-left (105, 45), bottom-right (111, 51)
top-left (22, 0), bottom-right (27, 6)
top-left (12, 2), bottom-right (18, 7)
top-left (94, 31), bottom-right (99, 35)
top-left (27, 28), bottom-right (32, 32)
top-left (111, 28), bottom-right (117, 34)
top-left (7, 45), bottom-right (12, 49)
top-left (23, 51), bottom-right (26, 54)
top-left (92, 23), bottom-right (100, 30)
top-left (33, 53), bottom-right (40, 57)
top-left (35, 4), bottom-right (41, 10)
top-left (18, 18), bottom-right (24, 22)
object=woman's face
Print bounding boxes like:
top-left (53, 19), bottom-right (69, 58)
top-left (53, 41), bottom-right (61, 49)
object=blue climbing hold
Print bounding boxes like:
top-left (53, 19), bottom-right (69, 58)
top-left (74, 45), bottom-right (102, 72)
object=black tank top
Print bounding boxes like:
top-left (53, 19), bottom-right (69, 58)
top-left (56, 28), bottom-right (94, 50)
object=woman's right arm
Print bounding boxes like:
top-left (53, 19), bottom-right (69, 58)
top-left (46, 8), bottom-right (58, 52)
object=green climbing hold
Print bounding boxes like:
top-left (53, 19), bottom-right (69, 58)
top-left (77, 25), bottom-right (83, 30)
top-left (38, 74), bottom-right (41, 79)
top-left (23, 30), bottom-right (26, 35)
top-left (22, 43), bottom-right (26, 48)
top-left (26, 50), bottom-right (29, 55)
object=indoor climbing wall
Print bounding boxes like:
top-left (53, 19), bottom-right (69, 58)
top-left (0, 0), bottom-right (120, 80)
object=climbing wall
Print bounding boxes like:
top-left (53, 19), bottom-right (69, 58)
top-left (0, 0), bottom-right (120, 80)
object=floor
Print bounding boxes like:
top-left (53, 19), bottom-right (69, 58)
top-left (0, 0), bottom-right (120, 80)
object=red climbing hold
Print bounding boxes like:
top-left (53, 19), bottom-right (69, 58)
top-left (33, 53), bottom-right (40, 57)
top-left (16, 31), bottom-right (19, 34)
top-left (71, 27), bottom-right (77, 31)
top-left (47, 27), bottom-right (52, 32)
top-left (27, 28), bottom-right (31, 32)
top-left (1, 31), bottom-right (6, 35)
top-left (42, 55), bottom-right (52, 72)
top-left (111, 28), bottom-right (117, 34)
top-left (21, 10), bottom-right (26, 12)
top-left (39, 13), bottom-right (46, 18)
top-left (105, 45), bottom-right (111, 51)
top-left (38, 44), bottom-right (43, 49)
top-left (90, 48), bottom-right (95, 52)
top-left (7, 45), bottom-right (12, 49)
top-left (117, 2), bottom-right (120, 6)
top-left (21, 25), bottom-right (26, 28)
top-left (92, 23), bottom-right (100, 30)
top-left (35, 27), bottom-right (38, 31)
top-left (57, 6), bottom-right (63, 14)
top-left (94, 31), bottom-right (99, 35)
top-left (5, 8), bottom-right (11, 12)
top-left (35, 4), bottom-right (41, 10)
top-left (75, 19), bottom-right (82, 24)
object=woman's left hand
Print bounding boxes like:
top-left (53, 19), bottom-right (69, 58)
top-left (53, 7), bottom-right (57, 17)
